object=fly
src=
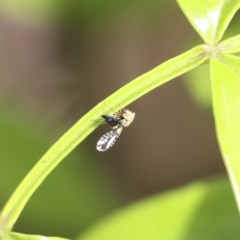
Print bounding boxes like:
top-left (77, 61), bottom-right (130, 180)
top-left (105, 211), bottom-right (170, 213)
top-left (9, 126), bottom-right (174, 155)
top-left (96, 109), bottom-right (135, 152)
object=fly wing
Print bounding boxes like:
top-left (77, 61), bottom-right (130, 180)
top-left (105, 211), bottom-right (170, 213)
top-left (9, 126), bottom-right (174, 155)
top-left (96, 127), bottom-right (123, 152)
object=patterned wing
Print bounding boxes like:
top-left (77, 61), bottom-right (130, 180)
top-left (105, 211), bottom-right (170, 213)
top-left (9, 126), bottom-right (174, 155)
top-left (96, 127), bottom-right (123, 152)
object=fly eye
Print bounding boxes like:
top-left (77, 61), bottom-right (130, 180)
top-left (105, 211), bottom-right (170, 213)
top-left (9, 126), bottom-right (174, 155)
top-left (102, 115), bottom-right (118, 127)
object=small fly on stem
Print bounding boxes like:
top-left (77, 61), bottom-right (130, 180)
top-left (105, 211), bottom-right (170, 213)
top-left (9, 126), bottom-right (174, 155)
top-left (96, 109), bottom-right (135, 152)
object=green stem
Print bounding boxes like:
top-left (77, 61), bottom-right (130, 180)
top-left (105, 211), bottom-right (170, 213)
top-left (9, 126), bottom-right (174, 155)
top-left (0, 45), bottom-right (208, 236)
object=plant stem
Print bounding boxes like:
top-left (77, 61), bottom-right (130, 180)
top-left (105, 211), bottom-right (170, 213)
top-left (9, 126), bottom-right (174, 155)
top-left (0, 45), bottom-right (208, 236)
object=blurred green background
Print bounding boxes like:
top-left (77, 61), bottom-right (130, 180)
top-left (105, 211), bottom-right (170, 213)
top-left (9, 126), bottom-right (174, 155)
top-left (0, 0), bottom-right (230, 238)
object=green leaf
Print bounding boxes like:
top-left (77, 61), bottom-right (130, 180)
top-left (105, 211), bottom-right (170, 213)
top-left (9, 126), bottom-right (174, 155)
top-left (177, 0), bottom-right (240, 44)
top-left (79, 178), bottom-right (240, 240)
top-left (2, 232), bottom-right (68, 240)
top-left (219, 34), bottom-right (240, 54)
top-left (210, 54), bottom-right (240, 212)
top-left (184, 64), bottom-right (212, 110)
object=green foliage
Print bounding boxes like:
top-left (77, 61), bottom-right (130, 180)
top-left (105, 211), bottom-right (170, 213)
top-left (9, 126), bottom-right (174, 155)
top-left (184, 64), bottom-right (212, 110)
top-left (80, 178), bottom-right (240, 240)
top-left (1, 0), bottom-right (240, 239)
top-left (3, 232), bottom-right (68, 240)
top-left (177, 0), bottom-right (240, 44)
top-left (211, 54), bottom-right (240, 209)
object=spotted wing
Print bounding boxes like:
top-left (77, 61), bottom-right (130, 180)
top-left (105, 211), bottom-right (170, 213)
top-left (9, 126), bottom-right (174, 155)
top-left (96, 127), bottom-right (123, 152)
